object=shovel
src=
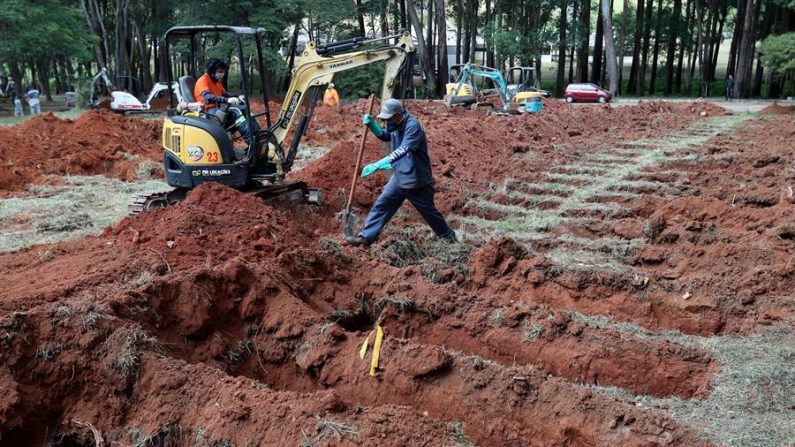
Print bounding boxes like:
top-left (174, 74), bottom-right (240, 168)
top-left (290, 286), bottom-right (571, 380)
top-left (341, 94), bottom-right (377, 237)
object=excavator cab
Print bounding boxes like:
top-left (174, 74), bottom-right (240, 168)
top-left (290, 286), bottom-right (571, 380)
top-left (506, 66), bottom-right (550, 98)
top-left (160, 25), bottom-right (274, 193)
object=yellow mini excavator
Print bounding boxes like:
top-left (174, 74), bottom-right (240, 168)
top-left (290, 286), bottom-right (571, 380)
top-left (129, 25), bottom-right (415, 213)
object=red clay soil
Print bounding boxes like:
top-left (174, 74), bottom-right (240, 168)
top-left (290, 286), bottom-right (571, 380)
top-left (0, 111), bottom-right (161, 195)
top-left (759, 102), bottom-right (795, 115)
top-left (0, 183), bottom-right (710, 446)
top-left (4, 101), bottom-right (789, 446)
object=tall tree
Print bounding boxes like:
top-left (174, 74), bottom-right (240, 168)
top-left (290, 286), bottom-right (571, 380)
top-left (627, 0), bottom-right (645, 93)
top-left (602, 0), bottom-right (620, 94)
top-left (648, 0), bottom-right (663, 93)
top-left (664, 0), bottom-right (682, 95)
top-left (406, 0), bottom-right (437, 95)
top-left (557, 0), bottom-right (568, 95)
top-left (577, 0), bottom-right (591, 81)
top-left (637, 0), bottom-right (654, 94)
top-left (435, 0), bottom-right (449, 95)
top-left (592, 1), bottom-right (605, 84)
top-left (735, 0), bottom-right (760, 97)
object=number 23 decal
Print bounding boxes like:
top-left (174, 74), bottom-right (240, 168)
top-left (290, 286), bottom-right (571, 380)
top-left (207, 152), bottom-right (219, 162)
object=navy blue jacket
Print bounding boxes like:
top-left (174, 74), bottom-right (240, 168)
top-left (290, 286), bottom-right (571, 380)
top-left (375, 113), bottom-right (433, 189)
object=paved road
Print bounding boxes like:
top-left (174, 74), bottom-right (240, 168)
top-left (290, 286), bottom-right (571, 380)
top-left (606, 98), bottom-right (795, 113)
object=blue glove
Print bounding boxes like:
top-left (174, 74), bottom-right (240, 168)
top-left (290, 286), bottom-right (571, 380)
top-left (362, 114), bottom-right (384, 137)
top-left (361, 156), bottom-right (392, 177)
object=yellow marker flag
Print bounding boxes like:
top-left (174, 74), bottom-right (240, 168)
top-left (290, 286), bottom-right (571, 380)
top-left (369, 325), bottom-right (383, 376)
top-left (359, 331), bottom-right (372, 359)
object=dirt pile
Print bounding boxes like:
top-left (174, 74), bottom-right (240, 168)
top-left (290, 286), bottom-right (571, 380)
top-left (0, 111), bottom-right (161, 195)
top-left (759, 102), bottom-right (795, 115)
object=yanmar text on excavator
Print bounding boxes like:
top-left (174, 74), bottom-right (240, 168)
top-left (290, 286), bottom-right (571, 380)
top-left (129, 25), bottom-right (415, 213)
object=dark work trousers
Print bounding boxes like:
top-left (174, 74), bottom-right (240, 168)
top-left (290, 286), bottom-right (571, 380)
top-left (360, 176), bottom-right (456, 242)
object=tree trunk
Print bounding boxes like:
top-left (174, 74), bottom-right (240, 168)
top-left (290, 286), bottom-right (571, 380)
top-left (627, 0), bottom-right (645, 94)
top-left (114, 0), bottom-right (132, 91)
top-left (649, 0), bottom-right (663, 94)
top-left (734, 0), bottom-right (758, 97)
top-left (468, 0), bottom-right (478, 63)
top-left (406, 0), bottom-right (437, 96)
top-left (462, 0), bottom-right (471, 62)
top-left (752, 0), bottom-right (772, 96)
top-left (664, 0), bottom-right (681, 95)
top-left (80, 0), bottom-right (110, 70)
top-left (710, 4), bottom-right (726, 81)
top-left (557, 0), bottom-right (568, 95)
top-left (637, 0), bottom-right (654, 94)
top-left (592, 2), bottom-right (604, 84)
top-left (676, 0), bottom-right (693, 93)
top-left (727, 0), bottom-right (745, 76)
top-left (602, 0), bottom-right (620, 95)
top-left (569, 0), bottom-right (577, 83)
top-left (456, 0), bottom-right (463, 63)
top-left (356, 0), bottom-right (366, 36)
top-left (617, 0), bottom-right (631, 93)
top-left (487, 0), bottom-right (496, 68)
top-left (380, 0), bottom-right (390, 36)
top-left (426, 0), bottom-right (434, 76)
top-left (435, 0), bottom-right (449, 96)
top-left (578, 0), bottom-right (591, 82)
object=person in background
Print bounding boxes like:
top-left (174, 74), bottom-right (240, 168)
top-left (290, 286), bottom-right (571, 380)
top-left (725, 74), bottom-right (734, 101)
top-left (323, 83), bottom-right (341, 111)
top-left (7, 81), bottom-right (23, 116)
top-left (194, 58), bottom-right (260, 145)
top-left (26, 84), bottom-right (41, 115)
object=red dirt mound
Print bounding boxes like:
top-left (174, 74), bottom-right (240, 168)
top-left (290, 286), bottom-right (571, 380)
top-left (759, 102), bottom-right (795, 115)
top-left (0, 110), bottom-right (161, 195)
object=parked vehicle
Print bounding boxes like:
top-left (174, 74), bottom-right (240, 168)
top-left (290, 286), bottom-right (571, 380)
top-left (563, 83), bottom-right (611, 103)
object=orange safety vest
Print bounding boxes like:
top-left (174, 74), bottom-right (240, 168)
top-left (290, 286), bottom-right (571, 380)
top-left (194, 73), bottom-right (226, 111)
top-left (323, 88), bottom-right (340, 107)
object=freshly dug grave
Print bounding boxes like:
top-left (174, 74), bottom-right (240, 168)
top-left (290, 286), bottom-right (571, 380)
top-left (1, 102), bottom-right (792, 446)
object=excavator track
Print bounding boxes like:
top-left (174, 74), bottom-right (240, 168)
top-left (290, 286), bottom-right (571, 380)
top-left (127, 181), bottom-right (321, 215)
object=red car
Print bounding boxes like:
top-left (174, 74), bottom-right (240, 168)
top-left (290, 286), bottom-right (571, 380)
top-left (564, 83), bottom-right (612, 103)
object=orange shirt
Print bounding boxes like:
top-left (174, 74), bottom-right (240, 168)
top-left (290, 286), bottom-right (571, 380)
top-left (194, 73), bottom-right (226, 111)
top-left (323, 88), bottom-right (340, 107)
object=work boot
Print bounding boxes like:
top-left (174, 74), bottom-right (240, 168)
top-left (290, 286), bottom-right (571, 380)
top-left (345, 236), bottom-right (371, 247)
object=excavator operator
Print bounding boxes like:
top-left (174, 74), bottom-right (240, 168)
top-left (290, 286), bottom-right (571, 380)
top-left (194, 58), bottom-right (261, 145)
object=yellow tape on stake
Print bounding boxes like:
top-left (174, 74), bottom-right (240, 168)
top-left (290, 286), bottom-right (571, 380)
top-left (369, 325), bottom-right (383, 376)
top-left (359, 331), bottom-right (372, 360)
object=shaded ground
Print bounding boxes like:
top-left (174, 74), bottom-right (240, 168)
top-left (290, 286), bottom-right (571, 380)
top-left (0, 99), bottom-right (793, 446)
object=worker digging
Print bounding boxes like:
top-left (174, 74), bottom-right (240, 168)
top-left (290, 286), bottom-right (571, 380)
top-left (345, 98), bottom-right (457, 246)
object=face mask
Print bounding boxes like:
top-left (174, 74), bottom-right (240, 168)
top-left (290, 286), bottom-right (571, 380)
top-left (385, 115), bottom-right (404, 132)
top-left (213, 72), bottom-right (225, 81)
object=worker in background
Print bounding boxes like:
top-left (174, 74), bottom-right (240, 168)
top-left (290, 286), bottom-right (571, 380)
top-left (194, 58), bottom-right (260, 145)
top-left (25, 84), bottom-right (41, 115)
top-left (725, 74), bottom-right (734, 101)
top-left (345, 98), bottom-right (456, 246)
top-left (323, 83), bottom-right (341, 110)
top-left (7, 81), bottom-right (23, 117)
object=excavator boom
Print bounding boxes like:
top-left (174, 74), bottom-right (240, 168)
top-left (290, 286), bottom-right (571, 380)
top-left (270, 32), bottom-right (415, 145)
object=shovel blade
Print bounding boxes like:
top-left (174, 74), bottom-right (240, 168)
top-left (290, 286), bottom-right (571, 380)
top-left (341, 212), bottom-right (359, 238)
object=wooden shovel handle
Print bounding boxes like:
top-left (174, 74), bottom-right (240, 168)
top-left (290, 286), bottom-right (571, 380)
top-left (345, 94), bottom-right (377, 214)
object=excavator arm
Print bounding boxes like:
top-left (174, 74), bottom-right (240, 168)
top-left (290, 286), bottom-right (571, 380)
top-left (263, 32), bottom-right (415, 172)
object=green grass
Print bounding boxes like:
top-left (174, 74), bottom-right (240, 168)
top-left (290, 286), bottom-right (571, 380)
top-left (586, 321), bottom-right (794, 447)
top-left (0, 175), bottom-right (167, 252)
